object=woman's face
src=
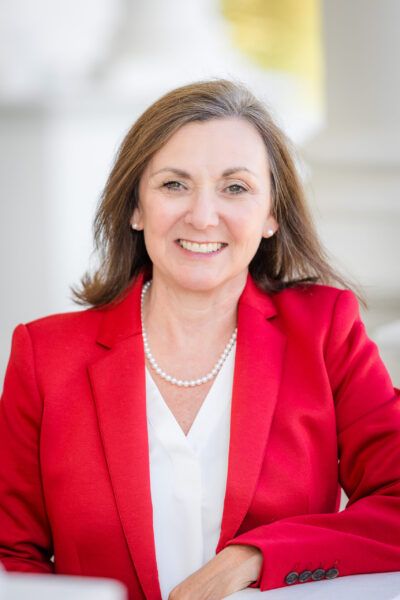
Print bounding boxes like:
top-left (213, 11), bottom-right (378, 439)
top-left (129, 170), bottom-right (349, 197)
top-left (132, 117), bottom-right (278, 293)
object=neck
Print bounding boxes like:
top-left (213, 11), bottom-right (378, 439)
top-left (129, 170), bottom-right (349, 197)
top-left (142, 269), bottom-right (248, 346)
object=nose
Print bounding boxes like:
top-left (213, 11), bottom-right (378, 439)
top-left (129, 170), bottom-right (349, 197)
top-left (183, 188), bottom-right (219, 229)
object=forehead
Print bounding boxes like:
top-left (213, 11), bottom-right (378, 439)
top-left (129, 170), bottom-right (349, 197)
top-left (145, 117), bottom-right (270, 174)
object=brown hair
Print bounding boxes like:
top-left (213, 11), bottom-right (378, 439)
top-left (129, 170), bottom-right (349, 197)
top-left (71, 78), bottom-right (366, 308)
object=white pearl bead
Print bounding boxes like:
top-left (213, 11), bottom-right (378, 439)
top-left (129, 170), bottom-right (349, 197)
top-left (141, 279), bottom-right (236, 387)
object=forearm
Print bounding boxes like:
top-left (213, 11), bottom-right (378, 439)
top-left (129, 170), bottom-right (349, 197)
top-left (1, 555), bottom-right (55, 574)
top-left (223, 489), bottom-right (400, 591)
top-left (168, 544), bottom-right (263, 600)
top-left (217, 544), bottom-right (263, 587)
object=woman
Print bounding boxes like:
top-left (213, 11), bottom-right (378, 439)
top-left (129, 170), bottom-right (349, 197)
top-left (0, 79), bottom-right (399, 600)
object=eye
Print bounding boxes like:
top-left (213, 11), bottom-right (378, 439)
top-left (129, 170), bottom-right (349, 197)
top-left (162, 180), bottom-right (185, 191)
top-left (225, 183), bottom-right (248, 194)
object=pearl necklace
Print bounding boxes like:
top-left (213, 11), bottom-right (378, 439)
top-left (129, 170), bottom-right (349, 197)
top-left (141, 280), bottom-right (237, 387)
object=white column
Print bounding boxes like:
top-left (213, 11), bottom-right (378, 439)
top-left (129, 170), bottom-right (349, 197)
top-left (302, 0), bottom-right (400, 383)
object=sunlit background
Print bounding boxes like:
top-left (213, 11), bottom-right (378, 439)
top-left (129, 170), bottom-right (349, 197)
top-left (0, 0), bottom-right (399, 384)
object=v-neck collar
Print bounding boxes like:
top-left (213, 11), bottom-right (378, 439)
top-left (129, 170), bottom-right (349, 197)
top-left (146, 341), bottom-right (236, 457)
top-left (89, 270), bottom-right (286, 600)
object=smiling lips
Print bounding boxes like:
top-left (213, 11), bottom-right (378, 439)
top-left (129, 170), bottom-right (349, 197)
top-left (177, 239), bottom-right (227, 254)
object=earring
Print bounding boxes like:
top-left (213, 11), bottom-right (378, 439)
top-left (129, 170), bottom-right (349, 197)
top-left (131, 223), bottom-right (139, 230)
top-left (266, 229), bottom-right (274, 237)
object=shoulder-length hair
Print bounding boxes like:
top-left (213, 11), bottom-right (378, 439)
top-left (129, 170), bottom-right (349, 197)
top-left (71, 78), bottom-right (366, 308)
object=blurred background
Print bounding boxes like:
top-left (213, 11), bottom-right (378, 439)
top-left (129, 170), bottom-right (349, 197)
top-left (0, 0), bottom-right (399, 384)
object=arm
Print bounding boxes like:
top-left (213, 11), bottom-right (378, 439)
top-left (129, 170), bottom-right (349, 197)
top-left (0, 324), bottom-right (54, 573)
top-left (222, 289), bottom-right (400, 590)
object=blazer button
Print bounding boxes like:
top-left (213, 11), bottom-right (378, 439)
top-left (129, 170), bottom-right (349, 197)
top-left (326, 567), bottom-right (339, 579)
top-left (285, 571), bottom-right (299, 585)
top-left (298, 570), bottom-right (312, 583)
top-left (311, 568), bottom-right (325, 581)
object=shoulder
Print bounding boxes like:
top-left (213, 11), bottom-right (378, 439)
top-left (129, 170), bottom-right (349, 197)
top-left (17, 304), bottom-right (108, 351)
top-left (26, 305), bottom-right (102, 332)
top-left (6, 305), bottom-right (114, 382)
top-left (266, 283), bottom-right (362, 337)
top-left (272, 282), bottom-right (359, 314)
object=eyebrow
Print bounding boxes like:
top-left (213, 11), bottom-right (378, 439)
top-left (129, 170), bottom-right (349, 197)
top-left (150, 166), bottom-right (257, 179)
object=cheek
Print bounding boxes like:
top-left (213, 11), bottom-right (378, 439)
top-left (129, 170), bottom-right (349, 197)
top-left (144, 197), bottom-right (180, 231)
top-left (228, 206), bottom-right (266, 242)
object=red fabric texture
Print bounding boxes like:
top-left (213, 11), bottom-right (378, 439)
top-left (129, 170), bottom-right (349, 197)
top-left (1, 271), bottom-right (399, 599)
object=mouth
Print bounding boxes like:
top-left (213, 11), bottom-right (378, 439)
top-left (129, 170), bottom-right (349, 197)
top-left (176, 239), bottom-right (228, 254)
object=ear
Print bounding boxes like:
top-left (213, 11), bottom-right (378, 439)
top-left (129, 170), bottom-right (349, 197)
top-left (130, 206), bottom-right (143, 231)
top-left (262, 215), bottom-right (279, 239)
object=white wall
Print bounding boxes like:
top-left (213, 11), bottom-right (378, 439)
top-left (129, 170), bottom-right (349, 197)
top-left (303, 0), bottom-right (400, 383)
top-left (0, 0), bottom-right (399, 386)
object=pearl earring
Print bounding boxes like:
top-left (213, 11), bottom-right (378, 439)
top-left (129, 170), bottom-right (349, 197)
top-left (131, 223), bottom-right (139, 230)
top-left (266, 229), bottom-right (274, 237)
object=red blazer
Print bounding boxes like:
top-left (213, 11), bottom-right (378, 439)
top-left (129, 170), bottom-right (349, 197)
top-left (1, 271), bottom-right (399, 599)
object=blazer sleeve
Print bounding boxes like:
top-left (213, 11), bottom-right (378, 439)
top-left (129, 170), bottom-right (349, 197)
top-left (0, 323), bottom-right (54, 573)
top-left (222, 289), bottom-right (400, 590)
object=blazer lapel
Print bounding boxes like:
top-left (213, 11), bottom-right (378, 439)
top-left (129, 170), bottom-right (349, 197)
top-left (88, 270), bottom-right (286, 598)
top-left (88, 271), bottom-right (162, 600)
top-left (216, 274), bottom-right (287, 553)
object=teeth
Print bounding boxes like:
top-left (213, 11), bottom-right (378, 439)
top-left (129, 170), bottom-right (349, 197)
top-left (179, 240), bottom-right (224, 253)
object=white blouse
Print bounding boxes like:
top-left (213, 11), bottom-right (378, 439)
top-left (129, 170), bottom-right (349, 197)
top-left (145, 342), bottom-right (236, 600)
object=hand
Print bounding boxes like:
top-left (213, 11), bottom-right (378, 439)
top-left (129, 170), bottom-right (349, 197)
top-left (167, 544), bottom-right (262, 600)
